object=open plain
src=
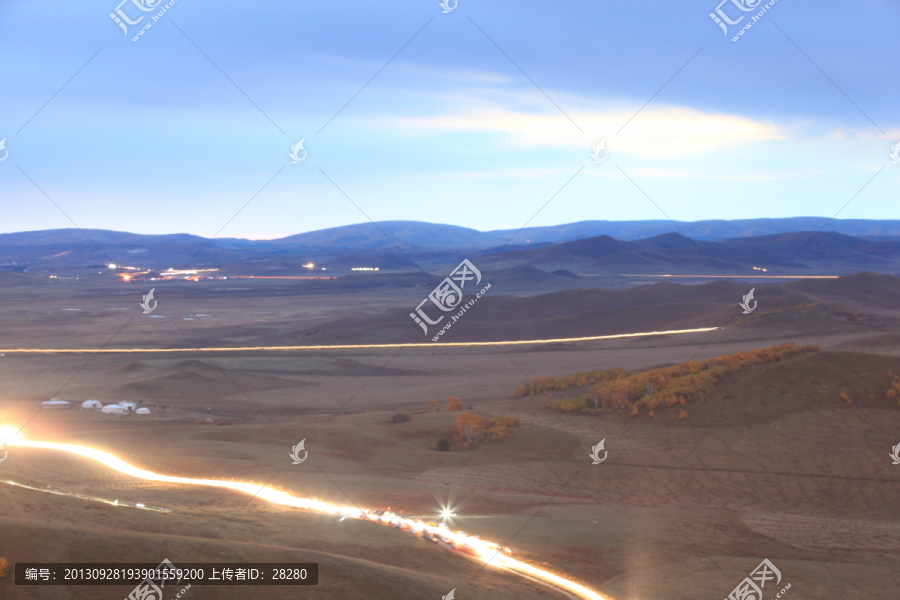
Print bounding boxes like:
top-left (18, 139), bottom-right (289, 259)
top-left (1, 272), bottom-right (899, 599)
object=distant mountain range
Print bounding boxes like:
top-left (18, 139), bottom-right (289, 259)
top-left (477, 231), bottom-right (900, 275)
top-left (3, 218), bottom-right (900, 276)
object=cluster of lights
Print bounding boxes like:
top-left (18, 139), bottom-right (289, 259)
top-left (752, 267), bottom-right (769, 272)
top-left (351, 267), bottom-right (379, 271)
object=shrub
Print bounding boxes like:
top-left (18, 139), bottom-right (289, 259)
top-left (195, 419), bottom-right (213, 425)
top-left (445, 397), bottom-right (462, 411)
top-left (0, 557), bottom-right (8, 579)
top-left (391, 413), bottom-right (411, 424)
top-left (436, 438), bottom-right (451, 451)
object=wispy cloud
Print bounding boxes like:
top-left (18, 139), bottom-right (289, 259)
top-left (393, 103), bottom-right (784, 157)
top-left (585, 167), bottom-right (827, 182)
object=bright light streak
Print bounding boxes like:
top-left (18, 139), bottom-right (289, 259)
top-left (610, 274), bottom-right (839, 279)
top-left (0, 326), bottom-right (719, 354)
top-left (5, 435), bottom-right (610, 600)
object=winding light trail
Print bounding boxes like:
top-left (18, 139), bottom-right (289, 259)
top-left (4, 433), bottom-right (609, 600)
top-left (0, 326), bottom-right (718, 354)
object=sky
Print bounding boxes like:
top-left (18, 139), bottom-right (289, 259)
top-left (0, 0), bottom-right (898, 239)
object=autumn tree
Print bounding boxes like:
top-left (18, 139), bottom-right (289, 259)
top-left (456, 413), bottom-right (484, 443)
top-left (445, 396), bottom-right (462, 411)
top-left (425, 399), bottom-right (439, 412)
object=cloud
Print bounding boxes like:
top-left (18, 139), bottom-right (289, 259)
top-left (393, 103), bottom-right (784, 157)
top-left (587, 167), bottom-right (826, 182)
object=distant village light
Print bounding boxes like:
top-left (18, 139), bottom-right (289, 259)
top-left (108, 263), bottom-right (117, 269)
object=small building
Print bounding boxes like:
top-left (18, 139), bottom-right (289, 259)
top-left (118, 401), bottom-right (137, 411)
top-left (135, 407), bottom-right (151, 415)
top-left (42, 400), bottom-right (71, 410)
top-left (82, 400), bottom-right (102, 410)
top-left (101, 404), bottom-right (125, 415)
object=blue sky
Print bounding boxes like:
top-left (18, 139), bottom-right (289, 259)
top-left (1, 0), bottom-right (898, 239)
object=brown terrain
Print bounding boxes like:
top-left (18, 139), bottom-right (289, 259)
top-left (1, 272), bottom-right (899, 599)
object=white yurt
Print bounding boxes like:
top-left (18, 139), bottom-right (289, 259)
top-left (42, 399), bottom-right (70, 409)
top-left (135, 407), bottom-right (151, 415)
top-left (82, 400), bottom-right (102, 410)
top-left (118, 401), bottom-right (137, 411)
top-left (101, 404), bottom-right (125, 415)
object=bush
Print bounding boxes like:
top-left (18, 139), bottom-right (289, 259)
top-left (436, 438), bottom-right (451, 451)
top-left (391, 413), bottom-right (411, 424)
top-left (445, 397), bottom-right (462, 411)
top-left (0, 557), bottom-right (8, 579)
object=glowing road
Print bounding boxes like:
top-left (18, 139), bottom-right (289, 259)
top-left (4, 432), bottom-right (609, 600)
top-left (0, 326), bottom-right (718, 354)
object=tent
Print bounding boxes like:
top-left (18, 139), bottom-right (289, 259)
top-left (82, 400), bottom-right (102, 409)
top-left (101, 404), bottom-right (125, 415)
top-left (42, 400), bottom-right (70, 409)
top-left (118, 401), bottom-right (137, 411)
top-left (135, 408), bottom-right (151, 415)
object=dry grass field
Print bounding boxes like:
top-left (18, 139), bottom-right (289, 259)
top-left (1, 274), bottom-right (899, 599)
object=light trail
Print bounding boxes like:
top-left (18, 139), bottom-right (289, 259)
top-left (0, 326), bottom-right (719, 354)
top-left (606, 274), bottom-right (840, 279)
top-left (228, 275), bottom-right (337, 280)
top-left (4, 434), bottom-right (610, 600)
